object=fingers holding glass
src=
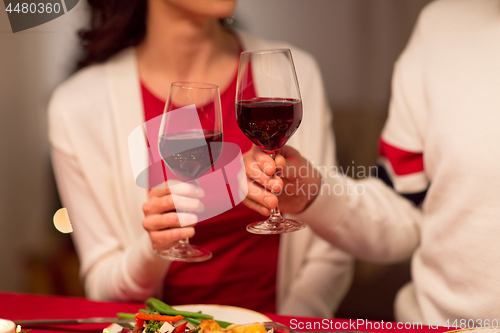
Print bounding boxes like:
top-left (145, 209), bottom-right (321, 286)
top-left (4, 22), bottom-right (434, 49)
top-left (148, 225), bottom-right (196, 254)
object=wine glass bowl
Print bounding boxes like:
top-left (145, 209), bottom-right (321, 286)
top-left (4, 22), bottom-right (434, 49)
top-left (235, 49), bottom-right (306, 234)
top-left (157, 82), bottom-right (223, 262)
top-left (235, 97), bottom-right (302, 155)
top-left (159, 129), bottom-right (223, 182)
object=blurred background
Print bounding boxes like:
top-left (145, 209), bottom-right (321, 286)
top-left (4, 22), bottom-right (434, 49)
top-left (0, 0), bottom-right (431, 321)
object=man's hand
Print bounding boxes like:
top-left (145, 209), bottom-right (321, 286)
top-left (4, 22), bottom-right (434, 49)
top-left (243, 145), bottom-right (322, 216)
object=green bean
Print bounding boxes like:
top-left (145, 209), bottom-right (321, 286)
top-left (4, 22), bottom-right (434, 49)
top-left (185, 317), bottom-right (233, 329)
top-left (215, 320), bottom-right (233, 328)
top-left (116, 312), bottom-right (136, 319)
top-left (146, 298), bottom-right (213, 320)
top-left (185, 317), bottom-right (202, 326)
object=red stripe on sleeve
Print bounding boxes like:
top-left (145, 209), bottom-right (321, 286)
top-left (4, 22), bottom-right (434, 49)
top-left (379, 139), bottom-right (424, 176)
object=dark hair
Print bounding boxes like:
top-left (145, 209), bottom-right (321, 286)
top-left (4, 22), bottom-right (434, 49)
top-left (77, 0), bottom-right (147, 69)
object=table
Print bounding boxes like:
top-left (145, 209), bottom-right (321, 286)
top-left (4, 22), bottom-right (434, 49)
top-left (0, 292), bottom-right (450, 333)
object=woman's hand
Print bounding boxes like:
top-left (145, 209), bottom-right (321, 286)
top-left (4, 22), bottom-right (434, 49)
top-left (243, 145), bottom-right (322, 216)
top-left (142, 181), bottom-right (205, 253)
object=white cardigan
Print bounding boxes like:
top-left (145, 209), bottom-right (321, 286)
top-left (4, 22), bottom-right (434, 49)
top-left (48, 30), bottom-right (353, 317)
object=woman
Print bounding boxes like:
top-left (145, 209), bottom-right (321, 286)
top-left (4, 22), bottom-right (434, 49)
top-left (48, 0), bottom-right (352, 317)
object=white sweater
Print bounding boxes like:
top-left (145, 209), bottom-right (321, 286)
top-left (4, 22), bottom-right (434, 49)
top-left (48, 30), bottom-right (353, 317)
top-left (296, 0), bottom-right (500, 323)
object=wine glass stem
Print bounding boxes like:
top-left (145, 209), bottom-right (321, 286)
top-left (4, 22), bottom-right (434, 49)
top-left (178, 238), bottom-right (190, 249)
top-left (176, 180), bottom-right (197, 247)
top-left (267, 152), bottom-right (285, 224)
top-left (270, 206), bottom-right (284, 221)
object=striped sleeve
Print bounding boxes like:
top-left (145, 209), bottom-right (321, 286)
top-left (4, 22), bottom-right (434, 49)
top-left (377, 139), bottom-right (428, 205)
top-left (378, 139), bottom-right (427, 194)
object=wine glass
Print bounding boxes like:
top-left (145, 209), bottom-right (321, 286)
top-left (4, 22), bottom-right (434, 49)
top-left (157, 82), bottom-right (223, 262)
top-left (235, 49), bottom-right (306, 234)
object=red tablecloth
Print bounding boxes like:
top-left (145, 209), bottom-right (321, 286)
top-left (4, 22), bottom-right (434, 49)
top-left (0, 292), bottom-right (451, 333)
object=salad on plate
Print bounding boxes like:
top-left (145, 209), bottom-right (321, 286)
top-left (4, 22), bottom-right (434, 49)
top-left (107, 298), bottom-right (279, 333)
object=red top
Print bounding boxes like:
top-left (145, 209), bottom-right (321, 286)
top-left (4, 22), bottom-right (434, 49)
top-left (141, 71), bottom-right (280, 313)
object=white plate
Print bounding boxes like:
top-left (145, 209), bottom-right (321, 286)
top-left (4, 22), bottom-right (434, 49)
top-left (174, 304), bottom-right (271, 324)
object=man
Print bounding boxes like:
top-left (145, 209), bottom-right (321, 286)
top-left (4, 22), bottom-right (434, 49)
top-left (243, 0), bottom-right (500, 324)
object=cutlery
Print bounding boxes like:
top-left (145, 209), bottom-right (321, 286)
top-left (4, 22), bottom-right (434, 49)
top-left (14, 317), bottom-right (133, 326)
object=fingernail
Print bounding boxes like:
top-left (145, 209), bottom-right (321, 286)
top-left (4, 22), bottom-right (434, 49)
top-left (264, 197), bottom-right (272, 208)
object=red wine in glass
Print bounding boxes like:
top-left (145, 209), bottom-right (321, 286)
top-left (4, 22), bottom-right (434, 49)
top-left (159, 130), bottom-right (223, 182)
top-left (236, 98), bottom-right (302, 154)
top-left (235, 49), bottom-right (306, 234)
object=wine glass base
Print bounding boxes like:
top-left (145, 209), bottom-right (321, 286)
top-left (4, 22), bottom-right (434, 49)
top-left (156, 244), bottom-right (212, 262)
top-left (246, 218), bottom-right (306, 235)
